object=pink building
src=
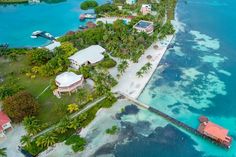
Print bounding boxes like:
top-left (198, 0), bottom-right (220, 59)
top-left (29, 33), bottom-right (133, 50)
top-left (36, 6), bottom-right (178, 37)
top-left (54, 72), bottom-right (84, 97)
top-left (140, 4), bottom-right (151, 15)
top-left (0, 111), bottom-right (13, 138)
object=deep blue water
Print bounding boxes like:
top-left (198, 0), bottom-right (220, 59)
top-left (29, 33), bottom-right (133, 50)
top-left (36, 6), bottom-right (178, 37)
top-left (103, 0), bottom-right (236, 156)
top-left (0, 0), bottom-right (105, 47)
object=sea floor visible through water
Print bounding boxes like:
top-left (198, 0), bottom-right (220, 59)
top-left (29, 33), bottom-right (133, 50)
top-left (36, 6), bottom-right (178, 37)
top-left (83, 0), bottom-right (236, 156)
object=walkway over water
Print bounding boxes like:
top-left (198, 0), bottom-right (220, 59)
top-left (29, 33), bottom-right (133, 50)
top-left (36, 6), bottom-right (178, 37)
top-left (117, 92), bottom-right (230, 149)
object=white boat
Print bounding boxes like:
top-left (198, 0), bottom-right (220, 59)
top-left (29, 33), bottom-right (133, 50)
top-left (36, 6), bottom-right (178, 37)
top-left (45, 32), bottom-right (53, 38)
top-left (31, 30), bottom-right (43, 38)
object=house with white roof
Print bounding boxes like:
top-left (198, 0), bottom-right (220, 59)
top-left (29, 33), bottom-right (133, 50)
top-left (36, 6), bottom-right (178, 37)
top-left (45, 41), bottom-right (61, 51)
top-left (126, 0), bottom-right (136, 5)
top-left (0, 111), bottom-right (13, 138)
top-left (69, 45), bottom-right (105, 70)
top-left (140, 4), bottom-right (152, 15)
top-left (53, 72), bottom-right (84, 97)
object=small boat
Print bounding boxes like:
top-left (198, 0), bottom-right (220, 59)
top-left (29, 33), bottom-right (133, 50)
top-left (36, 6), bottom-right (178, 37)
top-left (79, 25), bottom-right (88, 29)
top-left (79, 13), bottom-right (96, 20)
top-left (45, 32), bottom-right (53, 38)
top-left (31, 30), bottom-right (43, 38)
top-left (31, 30), bottom-right (55, 40)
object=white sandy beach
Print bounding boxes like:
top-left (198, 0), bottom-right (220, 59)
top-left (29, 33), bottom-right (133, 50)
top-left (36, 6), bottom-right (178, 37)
top-left (112, 35), bottom-right (174, 99)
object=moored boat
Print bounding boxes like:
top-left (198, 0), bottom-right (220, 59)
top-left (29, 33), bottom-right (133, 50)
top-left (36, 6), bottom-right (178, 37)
top-left (79, 13), bottom-right (96, 20)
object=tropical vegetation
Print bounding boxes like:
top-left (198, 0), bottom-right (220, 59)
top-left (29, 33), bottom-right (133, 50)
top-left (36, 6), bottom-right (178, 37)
top-left (65, 135), bottom-right (86, 152)
top-left (0, 148), bottom-right (7, 157)
top-left (136, 62), bottom-right (152, 78)
top-left (80, 0), bottom-right (98, 10)
top-left (106, 125), bottom-right (118, 135)
top-left (23, 96), bottom-right (117, 155)
top-left (2, 91), bottom-right (39, 123)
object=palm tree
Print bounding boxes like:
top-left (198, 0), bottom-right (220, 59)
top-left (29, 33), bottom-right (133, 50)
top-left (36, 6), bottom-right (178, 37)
top-left (141, 66), bottom-right (148, 73)
top-left (76, 89), bottom-right (86, 105)
top-left (117, 63), bottom-right (125, 74)
top-left (23, 116), bottom-right (42, 136)
top-left (0, 148), bottom-right (7, 157)
top-left (121, 60), bottom-right (129, 69)
top-left (36, 132), bottom-right (57, 148)
top-left (136, 71), bottom-right (143, 78)
top-left (145, 62), bottom-right (152, 70)
top-left (56, 117), bottom-right (70, 134)
top-left (68, 119), bottom-right (79, 130)
top-left (20, 135), bottom-right (31, 148)
top-left (67, 103), bottom-right (79, 113)
top-left (118, 60), bottom-right (128, 75)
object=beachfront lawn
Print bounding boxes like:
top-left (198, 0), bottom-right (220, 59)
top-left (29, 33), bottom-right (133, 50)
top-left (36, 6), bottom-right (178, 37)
top-left (23, 96), bottom-right (117, 156)
top-left (0, 56), bottom-right (98, 125)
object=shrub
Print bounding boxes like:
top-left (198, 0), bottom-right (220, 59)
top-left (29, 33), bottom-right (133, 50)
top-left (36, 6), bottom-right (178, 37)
top-left (106, 125), bottom-right (118, 135)
top-left (80, 0), bottom-right (98, 10)
top-left (27, 48), bottom-right (52, 66)
top-left (0, 78), bottom-right (23, 100)
top-left (65, 135), bottom-right (86, 152)
top-left (97, 57), bottom-right (117, 69)
top-left (3, 91), bottom-right (39, 123)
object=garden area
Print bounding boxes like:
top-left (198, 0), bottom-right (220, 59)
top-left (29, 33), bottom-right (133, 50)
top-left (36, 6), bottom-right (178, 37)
top-left (21, 96), bottom-right (117, 156)
top-left (0, 40), bottom-right (118, 126)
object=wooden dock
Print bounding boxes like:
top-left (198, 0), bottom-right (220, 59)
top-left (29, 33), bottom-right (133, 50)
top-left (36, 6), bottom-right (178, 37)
top-left (117, 92), bottom-right (230, 148)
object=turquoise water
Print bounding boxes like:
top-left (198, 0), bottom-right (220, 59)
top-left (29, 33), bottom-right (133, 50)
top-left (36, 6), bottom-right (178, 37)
top-left (93, 0), bottom-right (236, 156)
top-left (1, 0), bottom-right (236, 156)
top-left (0, 0), bottom-right (105, 47)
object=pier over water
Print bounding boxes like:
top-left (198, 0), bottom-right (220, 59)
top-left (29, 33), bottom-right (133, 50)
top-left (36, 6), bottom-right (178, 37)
top-left (116, 92), bottom-right (231, 149)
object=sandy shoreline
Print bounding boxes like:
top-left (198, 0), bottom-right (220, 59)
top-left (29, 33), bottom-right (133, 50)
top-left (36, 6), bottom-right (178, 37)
top-left (112, 35), bottom-right (174, 99)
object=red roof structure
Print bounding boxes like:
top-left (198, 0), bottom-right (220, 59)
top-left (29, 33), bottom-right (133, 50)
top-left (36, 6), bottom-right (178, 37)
top-left (198, 116), bottom-right (232, 147)
top-left (0, 111), bottom-right (11, 131)
top-left (86, 22), bottom-right (96, 28)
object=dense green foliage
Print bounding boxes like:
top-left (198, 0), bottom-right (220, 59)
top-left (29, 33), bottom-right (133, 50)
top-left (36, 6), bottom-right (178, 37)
top-left (80, 0), bottom-right (98, 10)
top-left (106, 125), bottom-right (118, 135)
top-left (59, 20), bottom-right (154, 62)
top-left (27, 49), bottom-right (53, 66)
top-left (23, 116), bottom-right (47, 136)
top-left (65, 135), bottom-right (86, 152)
top-left (3, 91), bottom-right (39, 123)
top-left (0, 78), bottom-right (23, 100)
top-left (97, 55), bottom-right (117, 69)
top-left (24, 96), bottom-right (117, 155)
top-left (78, 96), bottom-right (117, 127)
top-left (0, 0), bottom-right (27, 4)
top-left (136, 62), bottom-right (152, 77)
top-left (95, 4), bottom-right (119, 15)
top-left (0, 148), bottom-right (7, 157)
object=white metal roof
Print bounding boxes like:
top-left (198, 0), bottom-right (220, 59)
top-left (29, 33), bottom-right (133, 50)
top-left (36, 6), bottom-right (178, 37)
top-left (68, 45), bottom-right (105, 66)
top-left (55, 72), bottom-right (83, 88)
top-left (142, 4), bottom-right (151, 9)
top-left (45, 41), bottom-right (61, 51)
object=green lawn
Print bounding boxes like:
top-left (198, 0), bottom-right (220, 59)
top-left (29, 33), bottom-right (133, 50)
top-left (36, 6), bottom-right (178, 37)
top-left (0, 56), bottom-right (97, 125)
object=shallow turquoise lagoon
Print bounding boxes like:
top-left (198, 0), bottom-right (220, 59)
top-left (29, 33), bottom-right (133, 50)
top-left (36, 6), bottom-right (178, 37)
top-left (0, 0), bottom-right (105, 47)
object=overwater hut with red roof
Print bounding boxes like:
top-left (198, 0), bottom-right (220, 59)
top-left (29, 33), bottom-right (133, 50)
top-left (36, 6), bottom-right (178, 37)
top-left (198, 116), bottom-right (232, 148)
